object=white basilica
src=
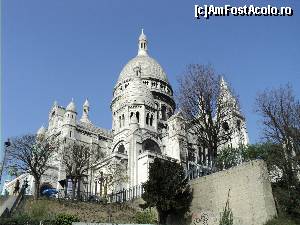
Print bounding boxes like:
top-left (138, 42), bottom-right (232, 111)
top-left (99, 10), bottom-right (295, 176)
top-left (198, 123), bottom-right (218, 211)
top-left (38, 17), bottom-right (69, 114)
top-left (3, 30), bottom-right (249, 196)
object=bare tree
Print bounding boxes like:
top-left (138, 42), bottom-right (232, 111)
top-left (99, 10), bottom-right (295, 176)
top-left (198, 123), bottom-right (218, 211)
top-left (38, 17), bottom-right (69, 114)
top-left (256, 84), bottom-right (300, 184)
top-left (62, 140), bottom-right (104, 199)
top-left (6, 134), bottom-right (57, 199)
top-left (105, 159), bottom-right (128, 192)
top-left (177, 64), bottom-right (238, 165)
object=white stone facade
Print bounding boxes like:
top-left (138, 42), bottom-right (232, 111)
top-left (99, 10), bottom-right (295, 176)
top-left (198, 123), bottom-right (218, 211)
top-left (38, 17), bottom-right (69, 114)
top-left (3, 30), bottom-right (249, 196)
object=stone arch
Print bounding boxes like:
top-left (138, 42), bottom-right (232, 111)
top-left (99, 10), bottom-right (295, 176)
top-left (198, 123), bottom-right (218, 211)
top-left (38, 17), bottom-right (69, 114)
top-left (113, 141), bottom-right (127, 155)
top-left (142, 139), bottom-right (161, 154)
top-left (40, 182), bottom-right (53, 196)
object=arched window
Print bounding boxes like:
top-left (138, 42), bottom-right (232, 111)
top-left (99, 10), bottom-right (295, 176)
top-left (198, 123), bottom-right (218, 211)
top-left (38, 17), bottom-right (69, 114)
top-left (155, 103), bottom-right (159, 118)
top-left (142, 139), bottom-right (161, 154)
top-left (136, 112), bottom-right (140, 123)
top-left (237, 120), bottom-right (241, 131)
top-left (119, 116), bottom-right (122, 128)
top-left (146, 113), bottom-right (149, 125)
top-left (161, 105), bottom-right (167, 120)
top-left (167, 108), bottom-right (173, 119)
top-left (222, 122), bottom-right (230, 131)
top-left (150, 114), bottom-right (154, 126)
top-left (122, 114), bottom-right (125, 126)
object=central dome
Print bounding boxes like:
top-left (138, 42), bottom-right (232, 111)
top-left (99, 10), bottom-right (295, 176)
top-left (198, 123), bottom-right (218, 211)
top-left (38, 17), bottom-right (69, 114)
top-left (118, 55), bottom-right (168, 84)
top-left (117, 30), bottom-right (169, 85)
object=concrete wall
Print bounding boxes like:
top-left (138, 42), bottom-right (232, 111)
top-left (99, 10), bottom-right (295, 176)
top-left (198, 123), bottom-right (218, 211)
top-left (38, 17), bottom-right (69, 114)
top-left (189, 160), bottom-right (277, 225)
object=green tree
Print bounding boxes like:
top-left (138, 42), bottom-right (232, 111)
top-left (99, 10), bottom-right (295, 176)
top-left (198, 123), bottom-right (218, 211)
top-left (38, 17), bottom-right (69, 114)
top-left (141, 158), bottom-right (192, 224)
top-left (242, 143), bottom-right (300, 216)
top-left (215, 146), bottom-right (242, 170)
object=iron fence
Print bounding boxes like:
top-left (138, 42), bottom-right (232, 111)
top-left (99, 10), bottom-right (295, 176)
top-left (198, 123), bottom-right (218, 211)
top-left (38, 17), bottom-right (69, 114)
top-left (55, 167), bottom-right (216, 203)
top-left (57, 184), bottom-right (144, 203)
top-left (185, 165), bottom-right (215, 181)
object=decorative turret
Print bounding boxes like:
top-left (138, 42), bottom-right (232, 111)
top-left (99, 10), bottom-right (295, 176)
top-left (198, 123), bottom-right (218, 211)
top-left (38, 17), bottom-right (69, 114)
top-left (80, 98), bottom-right (91, 123)
top-left (66, 98), bottom-right (76, 112)
top-left (138, 29), bottom-right (148, 56)
top-left (62, 99), bottom-right (77, 139)
top-left (64, 99), bottom-right (77, 126)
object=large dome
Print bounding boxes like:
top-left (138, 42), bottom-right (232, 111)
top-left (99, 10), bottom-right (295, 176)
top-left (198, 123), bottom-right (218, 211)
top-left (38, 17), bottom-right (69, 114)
top-left (117, 55), bottom-right (168, 84)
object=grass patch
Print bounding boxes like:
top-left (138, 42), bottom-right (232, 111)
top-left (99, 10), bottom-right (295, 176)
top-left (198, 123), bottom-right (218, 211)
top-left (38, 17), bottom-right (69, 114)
top-left (15, 196), bottom-right (141, 223)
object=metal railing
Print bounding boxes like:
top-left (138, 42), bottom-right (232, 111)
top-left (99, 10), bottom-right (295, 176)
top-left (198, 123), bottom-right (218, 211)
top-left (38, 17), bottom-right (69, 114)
top-left (107, 184), bottom-right (144, 203)
top-left (57, 184), bottom-right (144, 203)
top-left (185, 165), bottom-right (215, 181)
top-left (55, 167), bottom-right (217, 204)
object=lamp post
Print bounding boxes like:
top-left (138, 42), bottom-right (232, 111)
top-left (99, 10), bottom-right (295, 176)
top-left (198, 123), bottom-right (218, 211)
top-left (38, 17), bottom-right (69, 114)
top-left (0, 139), bottom-right (11, 184)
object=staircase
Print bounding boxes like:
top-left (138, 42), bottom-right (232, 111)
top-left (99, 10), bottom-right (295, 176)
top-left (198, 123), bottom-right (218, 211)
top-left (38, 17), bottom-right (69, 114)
top-left (0, 180), bottom-right (28, 217)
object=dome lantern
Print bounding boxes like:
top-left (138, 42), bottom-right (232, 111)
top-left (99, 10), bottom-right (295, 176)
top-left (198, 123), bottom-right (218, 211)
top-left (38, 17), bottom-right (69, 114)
top-left (138, 29), bottom-right (148, 56)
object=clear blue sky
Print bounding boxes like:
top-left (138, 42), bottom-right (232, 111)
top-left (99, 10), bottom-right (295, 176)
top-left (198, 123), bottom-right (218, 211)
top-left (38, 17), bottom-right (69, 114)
top-left (1, 0), bottom-right (300, 160)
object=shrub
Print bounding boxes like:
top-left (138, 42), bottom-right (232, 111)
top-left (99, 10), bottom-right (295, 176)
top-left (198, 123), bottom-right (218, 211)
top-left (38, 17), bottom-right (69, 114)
top-left (135, 209), bottom-right (157, 224)
top-left (219, 192), bottom-right (233, 225)
top-left (54, 213), bottom-right (80, 225)
top-left (264, 215), bottom-right (300, 225)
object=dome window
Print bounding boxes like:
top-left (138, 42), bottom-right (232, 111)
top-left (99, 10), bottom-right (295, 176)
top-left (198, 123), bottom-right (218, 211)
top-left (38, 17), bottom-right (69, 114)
top-left (122, 114), bottom-right (125, 126)
top-left (150, 114), bottom-right (154, 126)
top-left (237, 120), bottom-right (241, 131)
top-left (136, 112), bottom-right (140, 123)
top-left (161, 105), bottom-right (167, 121)
top-left (146, 113), bottom-right (149, 125)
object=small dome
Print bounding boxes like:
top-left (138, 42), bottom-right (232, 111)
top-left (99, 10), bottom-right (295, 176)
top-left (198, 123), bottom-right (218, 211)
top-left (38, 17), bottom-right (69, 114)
top-left (119, 77), bottom-right (155, 108)
top-left (66, 100), bottom-right (76, 112)
top-left (118, 55), bottom-right (168, 84)
top-left (37, 126), bottom-right (46, 135)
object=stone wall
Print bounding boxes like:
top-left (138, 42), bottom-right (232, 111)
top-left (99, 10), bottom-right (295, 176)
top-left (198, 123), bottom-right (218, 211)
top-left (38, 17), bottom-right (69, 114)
top-left (189, 160), bottom-right (277, 225)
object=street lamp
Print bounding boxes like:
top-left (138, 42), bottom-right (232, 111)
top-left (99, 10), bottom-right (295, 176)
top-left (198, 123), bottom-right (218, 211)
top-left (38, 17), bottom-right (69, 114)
top-left (0, 139), bottom-right (11, 184)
